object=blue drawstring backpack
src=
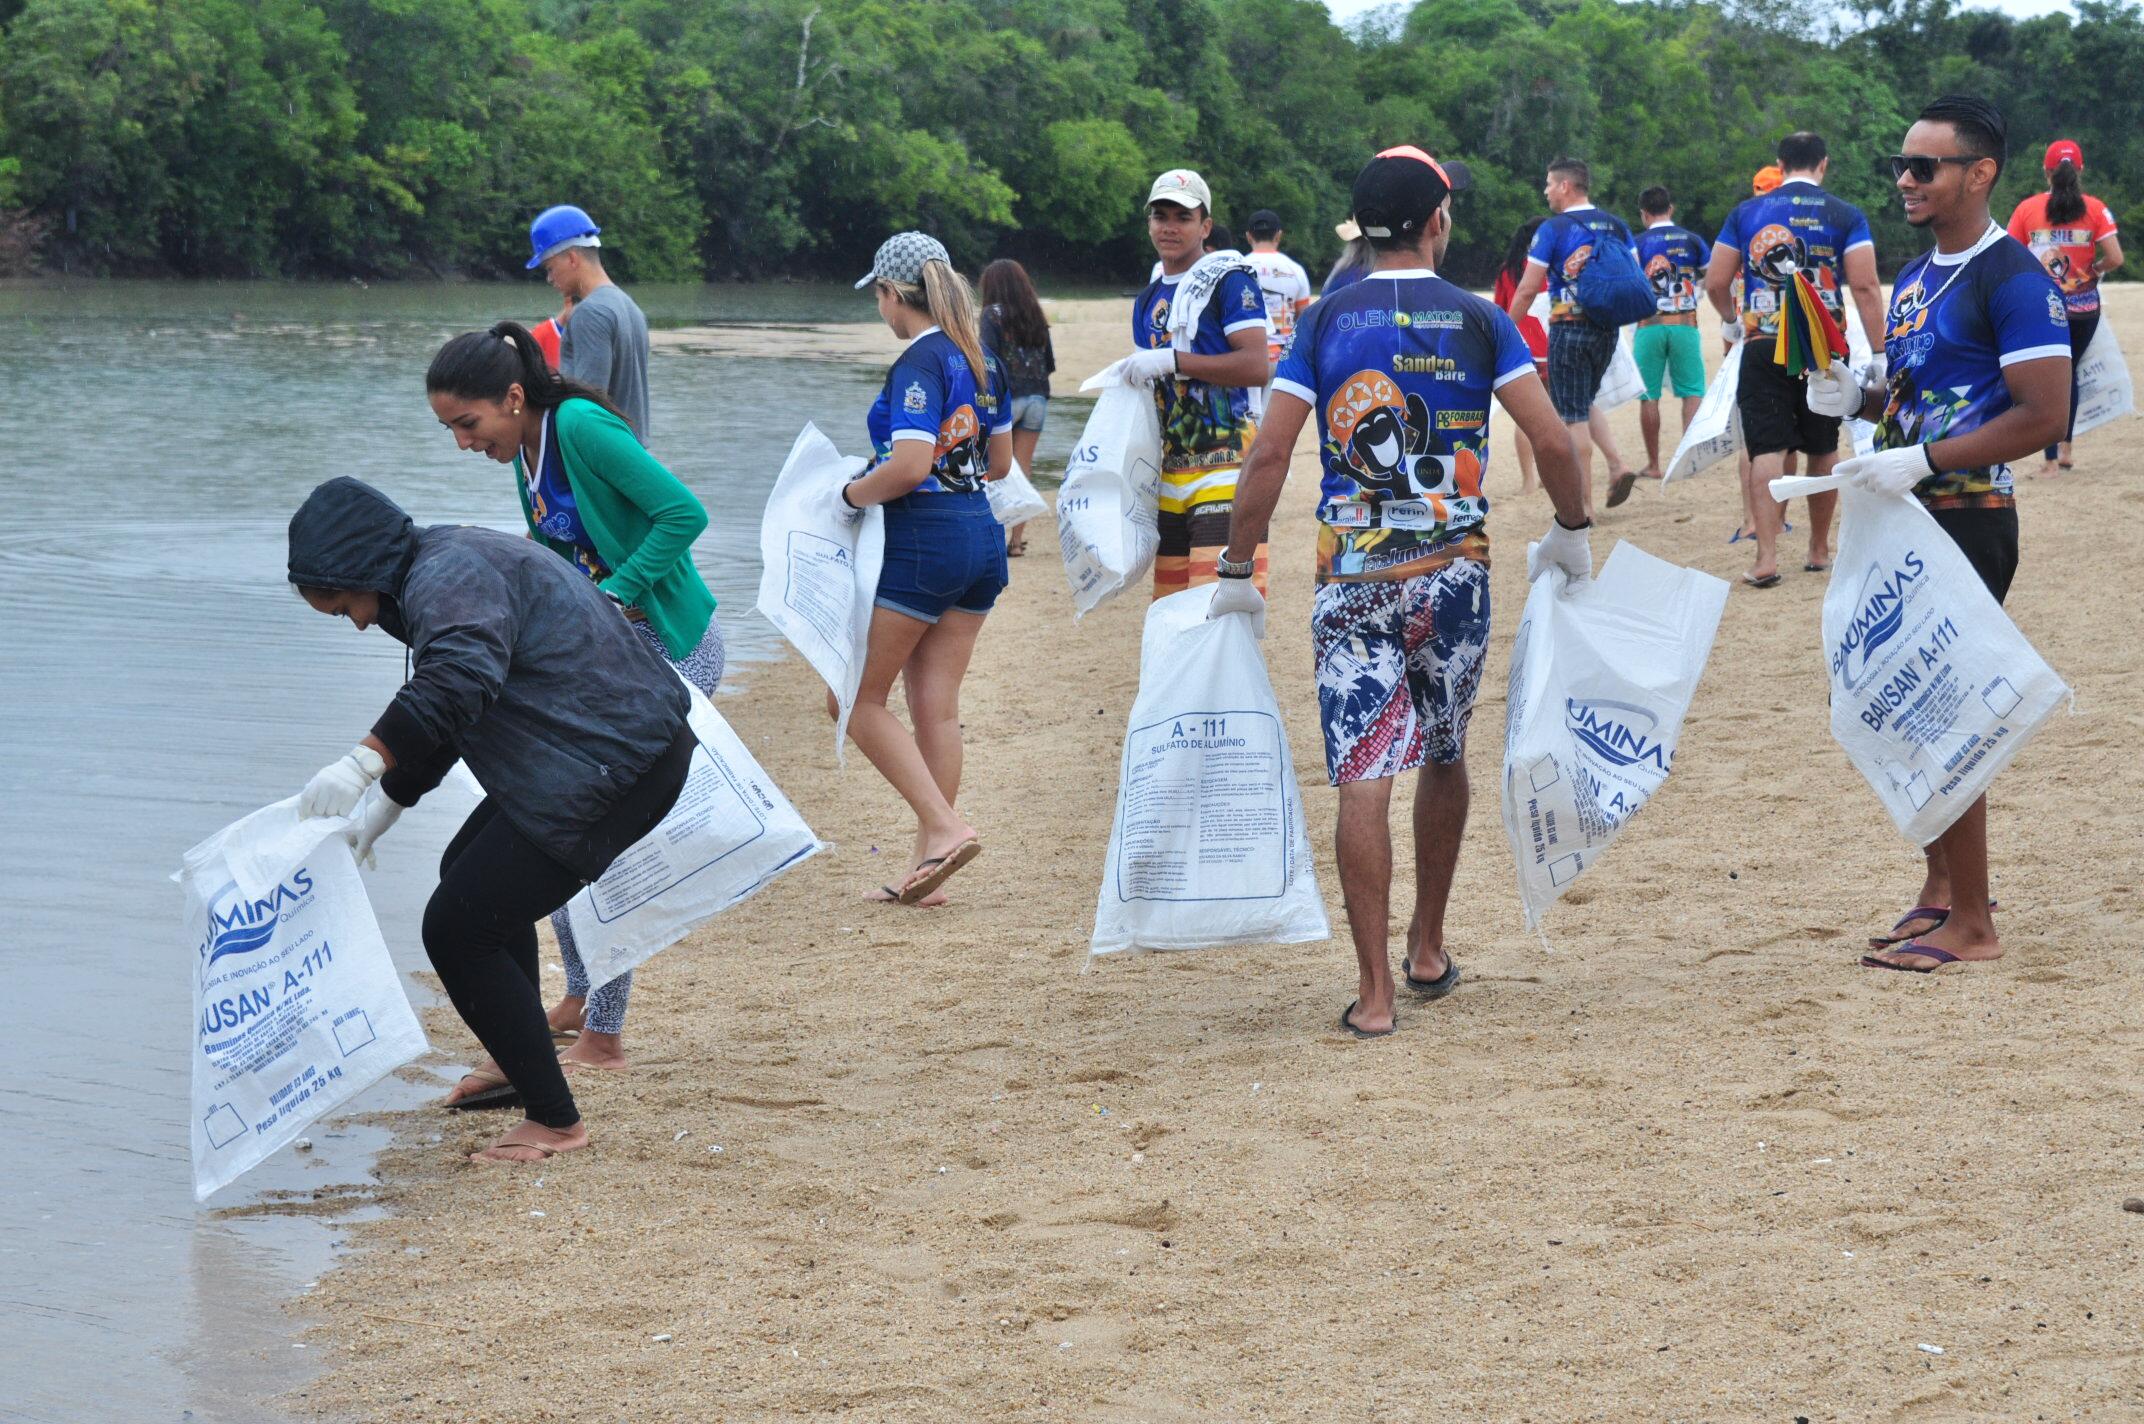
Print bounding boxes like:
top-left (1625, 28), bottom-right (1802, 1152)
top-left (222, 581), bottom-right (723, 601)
top-left (1575, 227), bottom-right (1658, 326)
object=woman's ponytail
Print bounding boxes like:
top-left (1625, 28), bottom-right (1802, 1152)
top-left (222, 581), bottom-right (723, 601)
top-left (426, 320), bottom-right (628, 425)
top-left (2048, 159), bottom-right (2086, 225)
top-left (919, 259), bottom-right (989, 391)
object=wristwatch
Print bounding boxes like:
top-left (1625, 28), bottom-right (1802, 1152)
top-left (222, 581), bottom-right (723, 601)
top-left (1214, 551), bottom-right (1256, 579)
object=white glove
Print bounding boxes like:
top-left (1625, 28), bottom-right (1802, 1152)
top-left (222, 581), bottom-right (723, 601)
top-left (344, 789), bottom-right (406, 870)
top-left (1804, 365), bottom-right (1864, 419)
top-left (1835, 445), bottom-right (1935, 499)
top-left (834, 480), bottom-right (866, 526)
top-left (300, 745), bottom-right (385, 820)
top-left (1120, 346), bottom-right (1179, 384)
top-left (1206, 574), bottom-right (1266, 640)
top-left (1863, 352), bottom-right (1887, 387)
top-left (1527, 517), bottom-right (1594, 586)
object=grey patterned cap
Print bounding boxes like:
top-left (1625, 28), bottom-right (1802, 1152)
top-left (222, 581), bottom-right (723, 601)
top-left (856, 230), bottom-right (951, 289)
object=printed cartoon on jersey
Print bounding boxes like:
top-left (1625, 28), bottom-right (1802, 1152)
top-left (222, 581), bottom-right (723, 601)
top-left (1323, 370), bottom-right (1483, 509)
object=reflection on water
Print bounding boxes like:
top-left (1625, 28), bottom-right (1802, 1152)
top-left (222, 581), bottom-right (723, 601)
top-left (0, 279), bottom-right (1075, 1420)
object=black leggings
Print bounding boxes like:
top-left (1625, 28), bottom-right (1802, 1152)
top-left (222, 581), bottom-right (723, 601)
top-left (423, 733), bottom-right (690, 1128)
top-left (2049, 307), bottom-right (2099, 457)
top-left (425, 800), bottom-right (591, 1127)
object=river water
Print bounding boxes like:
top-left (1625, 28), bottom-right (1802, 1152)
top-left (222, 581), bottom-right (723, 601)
top-left (0, 279), bottom-right (1078, 1422)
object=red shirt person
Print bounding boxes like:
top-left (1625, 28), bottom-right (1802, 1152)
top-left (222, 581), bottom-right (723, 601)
top-left (2005, 138), bottom-right (2124, 470)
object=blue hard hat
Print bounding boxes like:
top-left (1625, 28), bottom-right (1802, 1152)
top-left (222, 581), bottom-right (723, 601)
top-left (527, 205), bottom-right (602, 270)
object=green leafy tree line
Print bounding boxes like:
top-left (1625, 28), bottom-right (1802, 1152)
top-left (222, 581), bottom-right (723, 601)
top-left (2, 0), bottom-right (2138, 284)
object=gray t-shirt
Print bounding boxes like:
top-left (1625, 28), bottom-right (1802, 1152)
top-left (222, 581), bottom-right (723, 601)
top-left (559, 283), bottom-right (651, 439)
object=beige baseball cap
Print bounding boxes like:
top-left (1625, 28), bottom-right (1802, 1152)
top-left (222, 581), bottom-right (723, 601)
top-left (1146, 168), bottom-right (1211, 212)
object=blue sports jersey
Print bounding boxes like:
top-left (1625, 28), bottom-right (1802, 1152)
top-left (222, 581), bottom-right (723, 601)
top-left (520, 406), bottom-right (610, 584)
top-left (1714, 179), bottom-right (1873, 337)
top-left (1525, 206), bottom-right (1635, 323)
top-left (866, 328), bottom-right (1012, 494)
top-left (1635, 222), bottom-right (1709, 317)
top-left (1877, 230), bottom-right (2070, 509)
top-left (1132, 265), bottom-right (1267, 482)
top-left (1273, 267), bottom-right (1535, 583)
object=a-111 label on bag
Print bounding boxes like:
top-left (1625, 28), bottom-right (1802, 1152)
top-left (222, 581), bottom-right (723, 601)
top-left (1113, 711), bottom-right (1289, 902)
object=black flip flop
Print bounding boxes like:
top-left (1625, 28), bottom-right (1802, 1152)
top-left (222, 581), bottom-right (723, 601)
top-left (1400, 953), bottom-right (1461, 1000)
top-left (1338, 1000), bottom-right (1394, 1039)
top-left (1804, 561), bottom-right (1830, 573)
top-left (446, 1078), bottom-right (522, 1113)
top-left (1605, 470), bottom-right (1639, 508)
top-left (1740, 571), bottom-right (1782, 589)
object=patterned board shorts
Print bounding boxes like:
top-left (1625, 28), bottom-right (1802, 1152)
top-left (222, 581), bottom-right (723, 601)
top-left (1312, 560), bottom-right (1492, 785)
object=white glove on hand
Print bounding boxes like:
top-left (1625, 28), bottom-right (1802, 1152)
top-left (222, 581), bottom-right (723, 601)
top-left (1528, 518), bottom-right (1594, 585)
top-left (834, 480), bottom-right (866, 526)
top-left (300, 745), bottom-right (385, 821)
top-left (1206, 574), bottom-right (1266, 640)
top-left (1804, 365), bottom-right (1864, 419)
top-left (1835, 445), bottom-right (1934, 499)
top-left (1120, 346), bottom-right (1179, 384)
top-left (344, 790), bottom-right (406, 870)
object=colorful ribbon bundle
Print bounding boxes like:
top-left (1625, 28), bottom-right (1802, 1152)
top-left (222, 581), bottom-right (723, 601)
top-left (1772, 269), bottom-right (1849, 375)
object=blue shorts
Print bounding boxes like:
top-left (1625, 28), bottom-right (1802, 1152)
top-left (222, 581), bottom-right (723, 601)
top-left (875, 491), bottom-right (1008, 624)
top-left (1009, 393), bottom-right (1048, 433)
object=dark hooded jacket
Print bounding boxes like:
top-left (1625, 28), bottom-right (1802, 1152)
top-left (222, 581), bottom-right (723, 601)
top-left (289, 477), bottom-right (689, 880)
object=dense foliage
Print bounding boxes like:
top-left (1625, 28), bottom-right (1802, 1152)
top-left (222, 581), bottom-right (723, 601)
top-left (2, 0), bottom-right (2138, 284)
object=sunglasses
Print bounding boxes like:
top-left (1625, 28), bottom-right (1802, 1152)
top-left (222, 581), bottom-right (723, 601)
top-left (1888, 153), bottom-right (1982, 183)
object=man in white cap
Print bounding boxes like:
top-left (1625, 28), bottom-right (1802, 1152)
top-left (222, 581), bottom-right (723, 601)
top-left (1119, 168), bottom-right (1274, 596)
top-left (528, 204), bottom-right (652, 439)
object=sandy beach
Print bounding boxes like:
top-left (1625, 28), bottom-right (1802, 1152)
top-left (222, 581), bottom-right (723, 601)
top-left (299, 290), bottom-right (2142, 1421)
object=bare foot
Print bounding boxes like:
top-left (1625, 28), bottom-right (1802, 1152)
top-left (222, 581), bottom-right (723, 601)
top-left (546, 996), bottom-right (586, 1037)
top-left (559, 1030), bottom-right (627, 1072)
top-left (470, 1118), bottom-right (587, 1164)
top-left (2035, 459), bottom-right (2060, 479)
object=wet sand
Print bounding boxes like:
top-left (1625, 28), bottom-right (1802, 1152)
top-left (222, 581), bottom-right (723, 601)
top-left (304, 291), bottom-right (2142, 1420)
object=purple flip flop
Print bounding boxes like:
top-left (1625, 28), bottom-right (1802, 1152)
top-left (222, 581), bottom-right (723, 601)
top-left (1859, 940), bottom-right (1962, 973)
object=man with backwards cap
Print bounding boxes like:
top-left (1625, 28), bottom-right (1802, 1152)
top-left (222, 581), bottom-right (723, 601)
top-left (1119, 168), bottom-right (1276, 597)
top-left (1212, 147), bottom-right (1594, 1038)
top-left (527, 204), bottom-right (652, 440)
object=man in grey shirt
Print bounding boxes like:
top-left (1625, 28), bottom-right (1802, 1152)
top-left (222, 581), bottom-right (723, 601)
top-left (529, 206), bottom-right (652, 439)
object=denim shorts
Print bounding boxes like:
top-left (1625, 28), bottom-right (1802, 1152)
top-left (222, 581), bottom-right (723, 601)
top-left (1009, 393), bottom-right (1049, 433)
top-left (875, 491), bottom-right (1009, 623)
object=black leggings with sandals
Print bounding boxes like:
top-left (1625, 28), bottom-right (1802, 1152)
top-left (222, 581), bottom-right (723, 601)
top-left (423, 729), bottom-right (693, 1128)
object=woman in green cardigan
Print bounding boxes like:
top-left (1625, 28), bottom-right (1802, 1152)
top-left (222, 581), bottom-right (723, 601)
top-left (422, 321), bottom-right (723, 1106)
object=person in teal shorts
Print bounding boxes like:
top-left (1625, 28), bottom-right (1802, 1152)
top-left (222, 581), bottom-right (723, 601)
top-left (1632, 185), bottom-right (1710, 478)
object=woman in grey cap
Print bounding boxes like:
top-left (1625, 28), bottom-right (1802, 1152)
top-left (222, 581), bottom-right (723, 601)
top-left (837, 232), bottom-right (1012, 907)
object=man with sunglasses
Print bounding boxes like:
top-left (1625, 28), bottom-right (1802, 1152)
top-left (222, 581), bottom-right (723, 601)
top-left (1806, 95), bottom-right (2072, 973)
top-left (1706, 133), bottom-right (1886, 587)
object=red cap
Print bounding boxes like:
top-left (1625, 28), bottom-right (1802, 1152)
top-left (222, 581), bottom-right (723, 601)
top-left (2045, 139), bottom-right (2083, 172)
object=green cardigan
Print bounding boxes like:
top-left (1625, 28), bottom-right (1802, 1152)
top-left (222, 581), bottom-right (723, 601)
top-left (515, 398), bottom-right (716, 660)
